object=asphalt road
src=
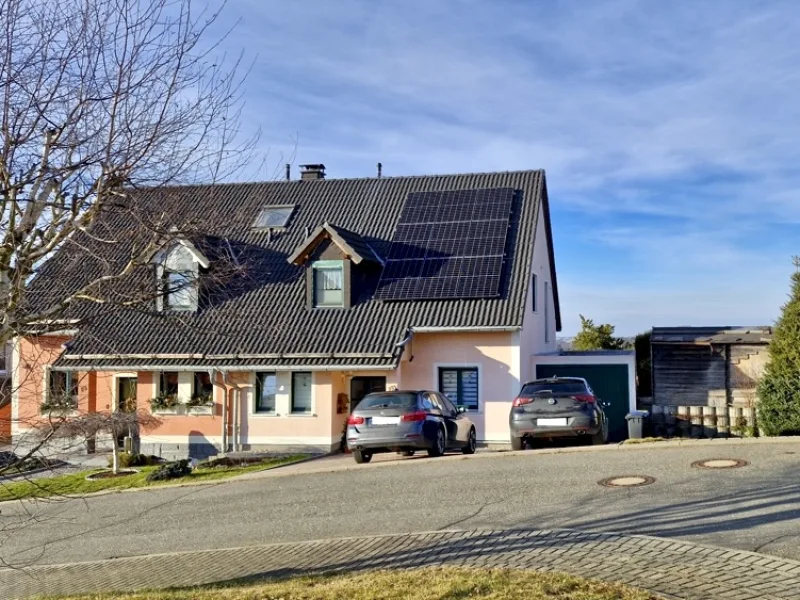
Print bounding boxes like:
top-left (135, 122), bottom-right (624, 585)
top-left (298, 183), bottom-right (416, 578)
top-left (2, 440), bottom-right (800, 568)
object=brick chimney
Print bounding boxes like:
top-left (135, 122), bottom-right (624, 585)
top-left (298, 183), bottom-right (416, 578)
top-left (299, 164), bottom-right (326, 180)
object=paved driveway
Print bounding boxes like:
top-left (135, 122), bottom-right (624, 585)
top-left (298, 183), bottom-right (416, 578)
top-left (2, 439), bottom-right (800, 567)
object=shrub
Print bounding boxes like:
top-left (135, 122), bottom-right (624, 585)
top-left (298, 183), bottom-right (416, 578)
top-left (146, 459), bottom-right (191, 482)
top-left (758, 258), bottom-right (800, 436)
top-left (109, 452), bottom-right (161, 469)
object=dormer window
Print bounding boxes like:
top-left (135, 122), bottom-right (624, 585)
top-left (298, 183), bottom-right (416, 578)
top-left (287, 222), bottom-right (384, 311)
top-left (152, 239), bottom-right (210, 313)
top-left (164, 270), bottom-right (195, 311)
top-left (253, 205), bottom-right (295, 229)
top-left (312, 261), bottom-right (344, 307)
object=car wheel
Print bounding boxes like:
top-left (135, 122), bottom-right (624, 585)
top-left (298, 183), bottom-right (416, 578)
top-left (511, 436), bottom-right (524, 451)
top-left (462, 428), bottom-right (477, 454)
top-left (427, 427), bottom-right (446, 457)
top-left (400, 450), bottom-right (415, 457)
top-left (353, 450), bottom-right (373, 464)
top-left (591, 429), bottom-right (605, 445)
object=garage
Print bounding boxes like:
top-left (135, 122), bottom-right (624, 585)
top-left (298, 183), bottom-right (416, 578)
top-left (534, 351), bottom-right (636, 442)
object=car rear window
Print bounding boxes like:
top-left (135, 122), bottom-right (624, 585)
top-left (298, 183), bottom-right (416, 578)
top-left (519, 381), bottom-right (587, 396)
top-left (358, 392), bottom-right (418, 409)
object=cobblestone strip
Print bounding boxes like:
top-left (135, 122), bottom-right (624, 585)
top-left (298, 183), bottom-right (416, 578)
top-left (2, 529), bottom-right (800, 600)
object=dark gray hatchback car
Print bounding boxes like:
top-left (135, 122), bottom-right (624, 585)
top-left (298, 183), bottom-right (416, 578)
top-left (346, 390), bottom-right (477, 463)
top-left (509, 377), bottom-right (609, 450)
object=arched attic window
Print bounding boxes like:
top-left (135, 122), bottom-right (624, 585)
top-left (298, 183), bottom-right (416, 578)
top-left (153, 240), bottom-right (210, 312)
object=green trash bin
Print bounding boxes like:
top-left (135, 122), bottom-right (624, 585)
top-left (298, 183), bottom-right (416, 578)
top-left (625, 410), bottom-right (649, 439)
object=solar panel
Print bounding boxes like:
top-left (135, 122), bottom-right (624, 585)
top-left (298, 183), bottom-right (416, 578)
top-left (374, 187), bottom-right (514, 300)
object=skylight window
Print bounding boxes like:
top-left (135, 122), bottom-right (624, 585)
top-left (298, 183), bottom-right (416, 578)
top-left (253, 205), bottom-right (294, 229)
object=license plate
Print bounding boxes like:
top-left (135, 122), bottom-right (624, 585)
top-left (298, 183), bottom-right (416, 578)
top-left (538, 418), bottom-right (568, 426)
top-left (371, 416), bottom-right (400, 425)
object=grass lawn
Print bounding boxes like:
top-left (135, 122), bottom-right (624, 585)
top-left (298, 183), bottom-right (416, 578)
top-left (0, 454), bottom-right (308, 502)
top-left (54, 568), bottom-right (659, 599)
top-left (623, 437), bottom-right (667, 445)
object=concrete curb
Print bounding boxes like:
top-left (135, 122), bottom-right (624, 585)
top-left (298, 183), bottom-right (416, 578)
top-left (3, 527), bottom-right (799, 599)
top-left (232, 435), bottom-right (800, 480)
top-left (0, 455), bottom-right (319, 505)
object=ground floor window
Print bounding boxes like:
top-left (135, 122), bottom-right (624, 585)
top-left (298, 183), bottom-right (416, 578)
top-left (291, 372), bottom-right (312, 413)
top-left (47, 371), bottom-right (79, 408)
top-left (159, 371), bottom-right (179, 399)
top-left (193, 372), bottom-right (214, 403)
top-left (255, 372), bottom-right (277, 413)
top-left (438, 367), bottom-right (479, 410)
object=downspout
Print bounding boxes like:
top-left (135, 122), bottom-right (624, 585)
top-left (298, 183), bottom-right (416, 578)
top-left (220, 370), bottom-right (232, 453)
top-left (234, 388), bottom-right (242, 452)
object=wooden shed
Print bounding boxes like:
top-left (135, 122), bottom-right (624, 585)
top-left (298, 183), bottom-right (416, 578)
top-left (651, 326), bottom-right (771, 407)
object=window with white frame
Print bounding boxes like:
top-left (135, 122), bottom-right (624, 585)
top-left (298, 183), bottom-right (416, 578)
top-left (531, 273), bottom-right (538, 312)
top-left (291, 372), bottom-right (312, 413)
top-left (193, 372), bottom-right (214, 402)
top-left (164, 270), bottom-right (195, 311)
top-left (159, 371), bottom-right (179, 399)
top-left (47, 371), bottom-right (79, 408)
top-left (255, 372), bottom-right (277, 413)
top-left (312, 261), bottom-right (344, 307)
top-left (438, 367), bottom-right (479, 410)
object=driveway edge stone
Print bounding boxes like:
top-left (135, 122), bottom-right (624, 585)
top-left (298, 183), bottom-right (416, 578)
top-left (2, 528), bottom-right (800, 600)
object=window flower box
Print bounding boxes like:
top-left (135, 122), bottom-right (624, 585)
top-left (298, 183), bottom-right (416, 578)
top-left (40, 395), bottom-right (79, 415)
top-left (150, 395), bottom-right (214, 416)
top-left (150, 394), bottom-right (180, 413)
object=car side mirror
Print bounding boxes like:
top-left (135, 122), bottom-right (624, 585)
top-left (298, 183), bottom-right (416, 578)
top-left (457, 406), bottom-right (467, 414)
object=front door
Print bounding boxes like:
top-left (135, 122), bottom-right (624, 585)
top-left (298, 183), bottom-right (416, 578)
top-left (116, 377), bottom-right (137, 448)
top-left (350, 377), bottom-right (386, 411)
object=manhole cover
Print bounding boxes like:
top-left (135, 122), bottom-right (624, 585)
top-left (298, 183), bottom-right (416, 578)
top-left (598, 475), bottom-right (656, 488)
top-left (691, 458), bottom-right (749, 469)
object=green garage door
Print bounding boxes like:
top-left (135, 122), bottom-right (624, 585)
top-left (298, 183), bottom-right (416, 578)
top-left (535, 363), bottom-right (630, 442)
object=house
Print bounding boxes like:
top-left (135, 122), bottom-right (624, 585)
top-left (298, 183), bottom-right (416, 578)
top-left (650, 326), bottom-right (772, 408)
top-left (11, 166), bottom-right (564, 457)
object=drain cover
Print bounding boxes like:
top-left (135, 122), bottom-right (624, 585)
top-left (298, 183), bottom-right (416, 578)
top-left (691, 458), bottom-right (749, 469)
top-left (598, 475), bottom-right (656, 488)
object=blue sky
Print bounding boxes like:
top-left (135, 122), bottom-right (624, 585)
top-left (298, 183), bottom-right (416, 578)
top-left (208, 0), bottom-right (800, 335)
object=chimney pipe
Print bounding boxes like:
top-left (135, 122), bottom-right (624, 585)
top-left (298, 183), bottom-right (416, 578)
top-left (285, 163), bottom-right (291, 181)
top-left (377, 162), bottom-right (382, 178)
top-left (299, 163), bottom-right (326, 180)
top-left (304, 226), bottom-right (310, 238)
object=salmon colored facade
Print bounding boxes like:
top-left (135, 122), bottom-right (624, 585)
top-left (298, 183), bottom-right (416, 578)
top-left (11, 326), bottom-right (552, 456)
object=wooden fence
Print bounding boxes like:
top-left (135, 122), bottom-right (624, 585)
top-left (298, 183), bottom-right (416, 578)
top-left (648, 404), bottom-right (760, 438)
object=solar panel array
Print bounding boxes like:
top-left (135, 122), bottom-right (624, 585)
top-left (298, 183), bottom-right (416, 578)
top-left (374, 187), bottom-right (514, 300)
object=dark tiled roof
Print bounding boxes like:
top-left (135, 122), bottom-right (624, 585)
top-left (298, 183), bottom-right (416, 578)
top-left (651, 326), bottom-right (772, 345)
top-left (288, 222), bottom-right (383, 265)
top-left (32, 170), bottom-right (560, 368)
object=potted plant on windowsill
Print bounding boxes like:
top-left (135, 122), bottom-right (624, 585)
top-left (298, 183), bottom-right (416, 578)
top-left (149, 394), bottom-right (180, 414)
top-left (40, 395), bottom-right (78, 415)
top-left (186, 394), bottom-right (214, 415)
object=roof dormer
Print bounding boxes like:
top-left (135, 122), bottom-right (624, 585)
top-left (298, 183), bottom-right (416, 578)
top-left (288, 223), bottom-right (383, 309)
top-left (152, 239), bottom-right (210, 313)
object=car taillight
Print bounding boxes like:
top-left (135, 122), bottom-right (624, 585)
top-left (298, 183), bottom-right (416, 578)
top-left (574, 394), bottom-right (596, 403)
top-left (512, 397), bottom-right (533, 407)
top-left (401, 410), bottom-right (427, 422)
top-left (347, 415), bottom-right (364, 425)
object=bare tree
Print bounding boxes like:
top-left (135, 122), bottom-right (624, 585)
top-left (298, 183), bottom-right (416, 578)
top-left (0, 0), bottom-right (256, 487)
top-left (39, 410), bottom-right (162, 474)
top-left (1, 0), bottom-right (256, 341)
